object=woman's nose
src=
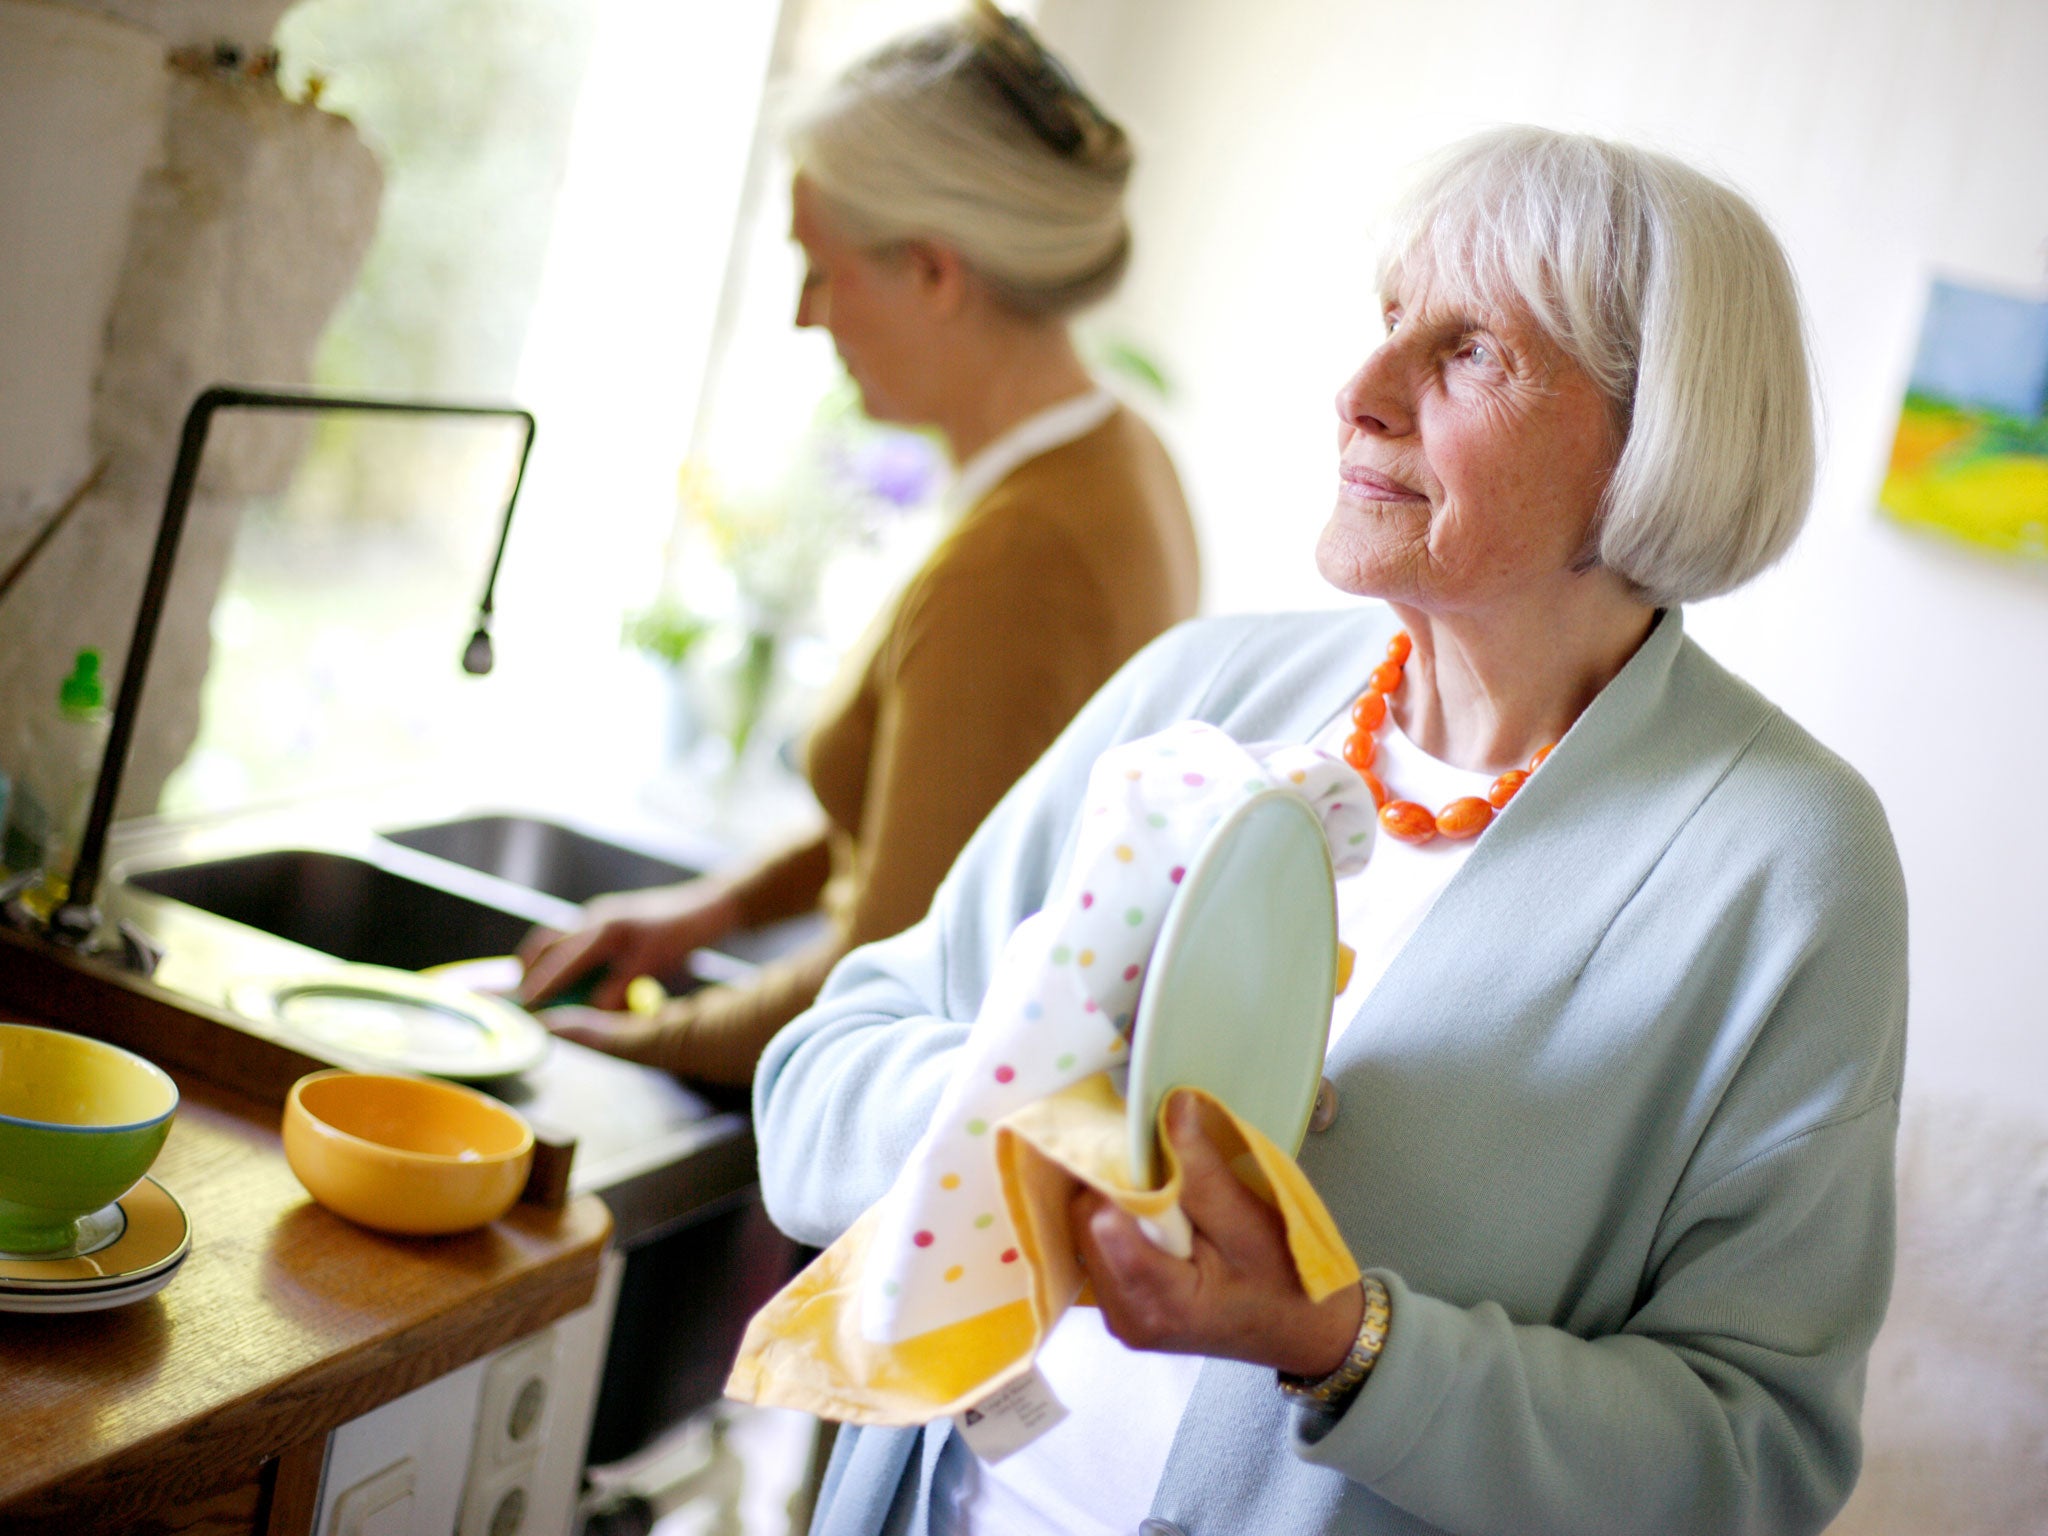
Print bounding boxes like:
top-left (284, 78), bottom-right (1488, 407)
top-left (1335, 346), bottom-right (1410, 437)
top-left (795, 273), bottom-right (824, 330)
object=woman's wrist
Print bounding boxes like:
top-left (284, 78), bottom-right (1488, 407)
top-left (1273, 1276), bottom-right (1369, 1380)
top-left (722, 830), bottom-right (833, 929)
top-left (688, 877), bottom-right (747, 940)
top-left (1278, 1274), bottom-right (1391, 1414)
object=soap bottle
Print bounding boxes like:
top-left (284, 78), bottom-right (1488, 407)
top-left (7, 649), bottom-right (111, 910)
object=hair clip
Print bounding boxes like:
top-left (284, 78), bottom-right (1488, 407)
top-left (965, 0), bottom-right (1112, 157)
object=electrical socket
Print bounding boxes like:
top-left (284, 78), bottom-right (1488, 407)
top-left (457, 1328), bottom-right (557, 1536)
top-left (331, 1456), bottom-right (416, 1536)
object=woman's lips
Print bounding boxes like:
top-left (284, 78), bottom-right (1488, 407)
top-left (1338, 464), bottom-right (1424, 502)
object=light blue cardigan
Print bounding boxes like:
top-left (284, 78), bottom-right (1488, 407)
top-left (754, 605), bottom-right (1908, 1536)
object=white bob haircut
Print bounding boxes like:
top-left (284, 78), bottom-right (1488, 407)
top-left (785, 17), bottom-right (1133, 320)
top-left (1380, 126), bottom-right (1817, 605)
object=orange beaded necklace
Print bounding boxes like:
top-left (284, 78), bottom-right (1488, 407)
top-left (1340, 630), bottom-right (1557, 846)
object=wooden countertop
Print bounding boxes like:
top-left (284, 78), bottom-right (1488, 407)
top-left (0, 1062), bottom-right (613, 1536)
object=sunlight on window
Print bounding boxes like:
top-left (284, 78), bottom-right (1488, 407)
top-left (164, 0), bottom-right (778, 818)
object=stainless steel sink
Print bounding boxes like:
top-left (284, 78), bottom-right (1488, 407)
top-left (127, 847), bottom-right (539, 971)
top-left (382, 814), bottom-right (700, 905)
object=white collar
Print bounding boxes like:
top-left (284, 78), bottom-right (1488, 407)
top-left (944, 387), bottom-right (1118, 516)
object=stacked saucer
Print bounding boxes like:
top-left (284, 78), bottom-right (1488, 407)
top-left (0, 1176), bottom-right (191, 1315)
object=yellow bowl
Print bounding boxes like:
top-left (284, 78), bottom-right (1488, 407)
top-left (0, 1021), bottom-right (178, 1254)
top-left (282, 1070), bottom-right (534, 1236)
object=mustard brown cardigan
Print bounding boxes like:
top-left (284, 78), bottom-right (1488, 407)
top-left (635, 404), bottom-right (1198, 1083)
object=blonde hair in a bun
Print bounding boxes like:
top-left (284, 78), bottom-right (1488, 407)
top-left (788, 12), bottom-right (1133, 319)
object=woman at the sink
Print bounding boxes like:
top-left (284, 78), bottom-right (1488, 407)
top-left (518, 4), bottom-right (1200, 1083)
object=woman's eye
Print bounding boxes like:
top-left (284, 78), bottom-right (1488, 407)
top-left (1455, 338), bottom-right (1496, 367)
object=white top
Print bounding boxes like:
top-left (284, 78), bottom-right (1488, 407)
top-left (943, 388), bottom-right (1119, 517)
top-left (1320, 712), bottom-right (1491, 1050)
top-left (937, 703), bottom-right (1493, 1532)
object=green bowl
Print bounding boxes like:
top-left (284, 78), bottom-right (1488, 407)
top-left (0, 1021), bottom-right (178, 1255)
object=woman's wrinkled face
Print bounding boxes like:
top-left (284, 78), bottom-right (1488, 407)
top-left (1316, 269), bottom-right (1624, 614)
top-left (789, 176), bottom-right (930, 425)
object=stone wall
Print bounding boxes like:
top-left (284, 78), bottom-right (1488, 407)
top-left (0, 0), bottom-right (379, 828)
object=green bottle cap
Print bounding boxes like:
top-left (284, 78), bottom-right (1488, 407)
top-left (59, 648), bottom-right (105, 716)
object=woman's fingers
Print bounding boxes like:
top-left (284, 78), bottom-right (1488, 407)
top-left (584, 942), bottom-right (641, 1010)
top-left (1162, 1092), bottom-right (1292, 1276)
top-left (1076, 1188), bottom-right (1184, 1288)
top-left (520, 884), bottom-right (743, 1009)
top-left (1071, 1187), bottom-right (1200, 1349)
top-left (518, 923), bottom-right (619, 1006)
top-left (1072, 1091), bottom-right (1364, 1374)
top-left (514, 924), bottom-right (560, 969)
top-left (537, 1004), bottom-right (660, 1061)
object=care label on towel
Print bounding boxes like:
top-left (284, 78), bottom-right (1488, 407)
top-left (953, 1367), bottom-right (1068, 1463)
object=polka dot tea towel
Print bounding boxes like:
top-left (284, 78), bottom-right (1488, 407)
top-left (726, 721), bottom-right (1372, 1427)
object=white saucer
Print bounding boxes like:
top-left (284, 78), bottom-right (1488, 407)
top-left (0, 1175), bottom-right (191, 1313)
top-left (1125, 790), bottom-right (1338, 1186)
top-left (0, 1255), bottom-right (187, 1313)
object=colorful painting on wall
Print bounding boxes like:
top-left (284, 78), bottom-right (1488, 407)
top-left (1879, 277), bottom-right (2048, 559)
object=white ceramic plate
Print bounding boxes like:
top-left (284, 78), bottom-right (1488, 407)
top-left (0, 1255), bottom-right (187, 1313)
top-left (0, 1175), bottom-right (191, 1312)
top-left (1125, 789), bottom-right (1338, 1187)
top-left (227, 964), bottom-right (551, 1080)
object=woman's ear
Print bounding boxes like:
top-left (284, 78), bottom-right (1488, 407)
top-left (902, 238), bottom-right (970, 319)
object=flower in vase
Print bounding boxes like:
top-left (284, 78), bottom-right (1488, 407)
top-left (633, 410), bottom-right (942, 769)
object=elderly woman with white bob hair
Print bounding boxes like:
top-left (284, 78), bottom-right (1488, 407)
top-left (755, 124), bottom-right (1907, 1536)
top-left (521, 5), bottom-right (1199, 1083)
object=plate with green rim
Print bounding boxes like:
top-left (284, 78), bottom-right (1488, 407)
top-left (227, 964), bottom-right (551, 1080)
top-left (1125, 788), bottom-right (1339, 1188)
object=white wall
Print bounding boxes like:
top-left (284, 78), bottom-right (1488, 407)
top-left (1045, 0), bottom-right (2048, 1119)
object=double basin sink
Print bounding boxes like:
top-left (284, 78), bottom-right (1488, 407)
top-left (131, 814), bottom-right (700, 974)
top-left (124, 814), bottom-right (800, 981)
